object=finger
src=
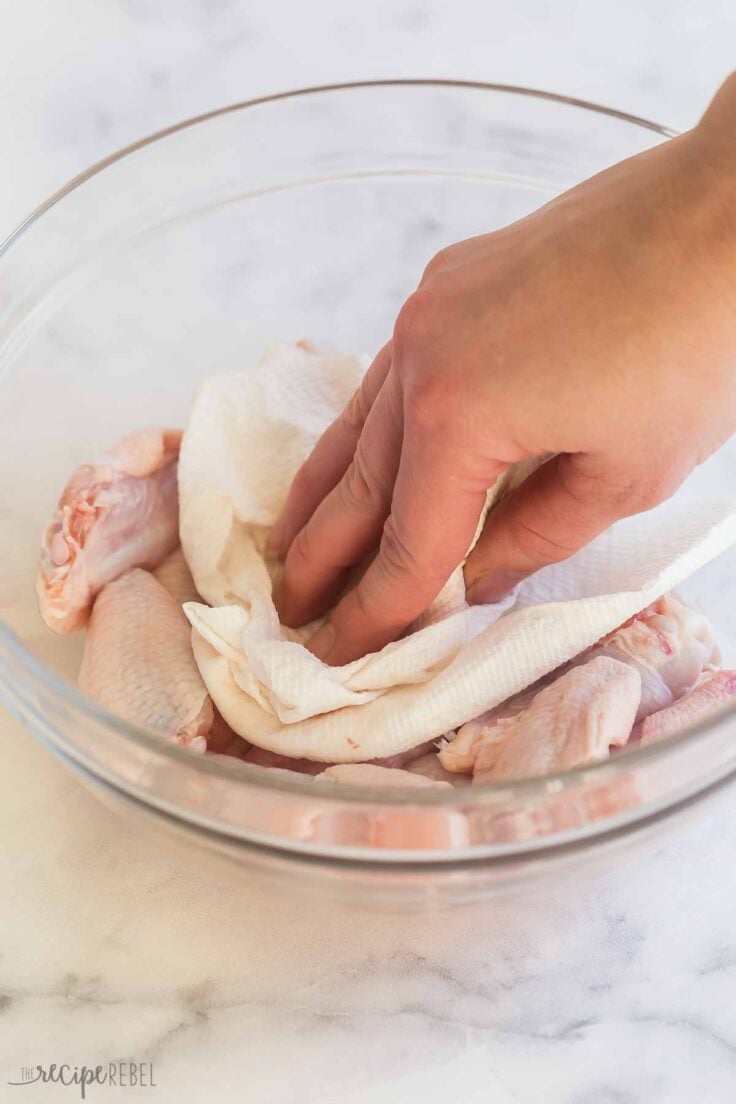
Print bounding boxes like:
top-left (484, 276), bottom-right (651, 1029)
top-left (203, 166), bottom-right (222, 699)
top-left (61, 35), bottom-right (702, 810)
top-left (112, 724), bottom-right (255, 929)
top-left (308, 425), bottom-right (497, 665)
top-left (274, 371), bottom-right (403, 627)
top-left (267, 343), bottom-right (392, 557)
top-left (464, 453), bottom-right (639, 603)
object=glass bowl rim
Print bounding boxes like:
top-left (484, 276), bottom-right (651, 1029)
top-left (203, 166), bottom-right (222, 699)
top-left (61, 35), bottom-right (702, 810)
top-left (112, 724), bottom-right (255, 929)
top-left (5, 76), bottom-right (724, 815)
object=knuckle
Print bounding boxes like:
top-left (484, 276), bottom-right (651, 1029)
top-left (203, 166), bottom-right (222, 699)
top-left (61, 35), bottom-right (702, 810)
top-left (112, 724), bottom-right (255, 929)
top-left (379, 516), bottom-right (444, 594)
top-left (567, 459), bottom-right (652, 515)
top-left (629, 471), bottom-right (681, 513)
top-left (340, 451), bottom-right (383, 513)
top-left (371, 518), bottom-right (448, 619)
top-left (595, 481), bottom-right (636, 514)
top-left (289, 523), bottom-right (316, 571)
top-left (505, 516), bottom-right (576, 565)
top-left (347, 579), bottom-right (375, 624)
top-left (342, 386), bottom-right (371, 434)
top-left (403, 369), bottom-right (458, 435)
top-left (590, 463), bottom-right (681, 515)
top-left (380, 517), bottom-right (422, 584)
top-left (393, 291), bottom-right (460, 433)
top-left (393, 289), bottom-right (439, 356)
top-left (420, 244), bottom-right (460, 283)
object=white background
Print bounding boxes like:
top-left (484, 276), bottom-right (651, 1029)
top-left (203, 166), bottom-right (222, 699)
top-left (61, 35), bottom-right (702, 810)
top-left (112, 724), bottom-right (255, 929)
top-left (3, 0), bottom-right (735, 235)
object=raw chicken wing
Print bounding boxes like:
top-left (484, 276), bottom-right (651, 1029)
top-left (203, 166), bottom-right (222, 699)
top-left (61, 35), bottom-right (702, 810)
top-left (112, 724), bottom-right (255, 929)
top-left (585, 594), bottom-right (719, 720)
top-left (79, 568), bottom-right (212, 749)
top-left (37, 427), bottom-right (181, 633)
top-left (439, 689), bottom-right (538, 774)
top-left (471, 657), bottom-right (641, 783)
top-left (639, 670), bottom-right (736, 745)
top-left (436, 593), bottom-right (718, 778)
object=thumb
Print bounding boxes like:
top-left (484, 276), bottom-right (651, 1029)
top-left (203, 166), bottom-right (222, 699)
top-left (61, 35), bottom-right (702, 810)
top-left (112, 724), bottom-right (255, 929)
top-left (464, 453), bottom-right (659, 604)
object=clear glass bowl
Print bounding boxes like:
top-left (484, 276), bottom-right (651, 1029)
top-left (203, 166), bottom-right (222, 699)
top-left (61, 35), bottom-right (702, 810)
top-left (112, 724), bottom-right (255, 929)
top-left (2, 80), bottom-right (735, 908)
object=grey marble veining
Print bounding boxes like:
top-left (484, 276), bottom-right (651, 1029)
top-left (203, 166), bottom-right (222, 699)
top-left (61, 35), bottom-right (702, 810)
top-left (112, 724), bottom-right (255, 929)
top-left (2, 2), bottom-right (736, 1101)
top-left (3, 707), bottom-right (736, 1103)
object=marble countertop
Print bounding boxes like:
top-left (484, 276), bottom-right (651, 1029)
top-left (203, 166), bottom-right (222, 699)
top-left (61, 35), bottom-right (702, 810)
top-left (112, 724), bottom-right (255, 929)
top-left (3, 2), bottom-right (736, 1101)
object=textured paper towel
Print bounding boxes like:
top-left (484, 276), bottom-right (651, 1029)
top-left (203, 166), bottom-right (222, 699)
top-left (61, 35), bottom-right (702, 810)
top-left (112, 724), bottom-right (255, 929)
top-left (179, 343), bottom-right (736, 763)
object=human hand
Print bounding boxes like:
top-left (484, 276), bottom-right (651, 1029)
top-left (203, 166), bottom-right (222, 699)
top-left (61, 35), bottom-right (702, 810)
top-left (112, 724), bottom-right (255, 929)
top-left (271, 76), bottom-right (736, 665)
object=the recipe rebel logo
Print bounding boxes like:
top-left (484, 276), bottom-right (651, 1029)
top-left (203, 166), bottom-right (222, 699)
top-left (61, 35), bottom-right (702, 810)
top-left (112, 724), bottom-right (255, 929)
top-left (7, 1061), bottom-right (157, 1098)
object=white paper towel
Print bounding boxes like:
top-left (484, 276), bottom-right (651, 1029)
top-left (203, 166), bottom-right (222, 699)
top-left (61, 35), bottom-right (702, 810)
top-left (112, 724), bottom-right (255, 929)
top-left (179, 343), bottom-right (736, 763)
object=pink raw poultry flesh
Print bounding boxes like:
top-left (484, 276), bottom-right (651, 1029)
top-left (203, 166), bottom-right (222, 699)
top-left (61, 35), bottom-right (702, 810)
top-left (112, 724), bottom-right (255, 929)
top-left (79, 568), bottom-right (212, 750)
top-left (36, 428), bottom-right (181, 634)
top-left (35, 425), bottom-right (728, 788)
top-left (639, 670), bottom-right (736, 745)
top-left (470, 657), bottom-right (641, 783)
top-left (582, 594), bottom-right (720, 721)
top-left (440, 593), bottom-right (722, 781)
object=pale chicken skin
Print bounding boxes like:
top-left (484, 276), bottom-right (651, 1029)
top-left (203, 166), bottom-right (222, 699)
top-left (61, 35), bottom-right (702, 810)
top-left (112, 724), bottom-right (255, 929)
top-left (232, 594), bottom-right (721, 783)
top-left (472, 657), bottom-right (641, 783)
top-left (37, 427), bottom-right (181, 634)
top-left (441, 593), bottom-right (720, 778)
top-left (79, 568), bottom-right (212, 749)
top-left (38, 430), bottom-right (722, 794)
top-left (438, 688), bottom-right (539, 774)
top-left (584, 594), bottom-right (719, 721)
top-left (459, 657), bottom-right (641, 783)
top-left (639, 670), bottom-right (736, 745)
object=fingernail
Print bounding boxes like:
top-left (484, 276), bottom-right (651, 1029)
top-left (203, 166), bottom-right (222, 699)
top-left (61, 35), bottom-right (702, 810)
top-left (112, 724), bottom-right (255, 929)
top-left (307, 622), bottom-right (335, 663)
top-left (466, 570), bottom-right (524, 605)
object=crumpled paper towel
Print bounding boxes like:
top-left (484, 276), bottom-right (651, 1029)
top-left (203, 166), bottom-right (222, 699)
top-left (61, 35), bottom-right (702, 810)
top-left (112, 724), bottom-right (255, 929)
top-left (179, 343), bottom-right (736, 762)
